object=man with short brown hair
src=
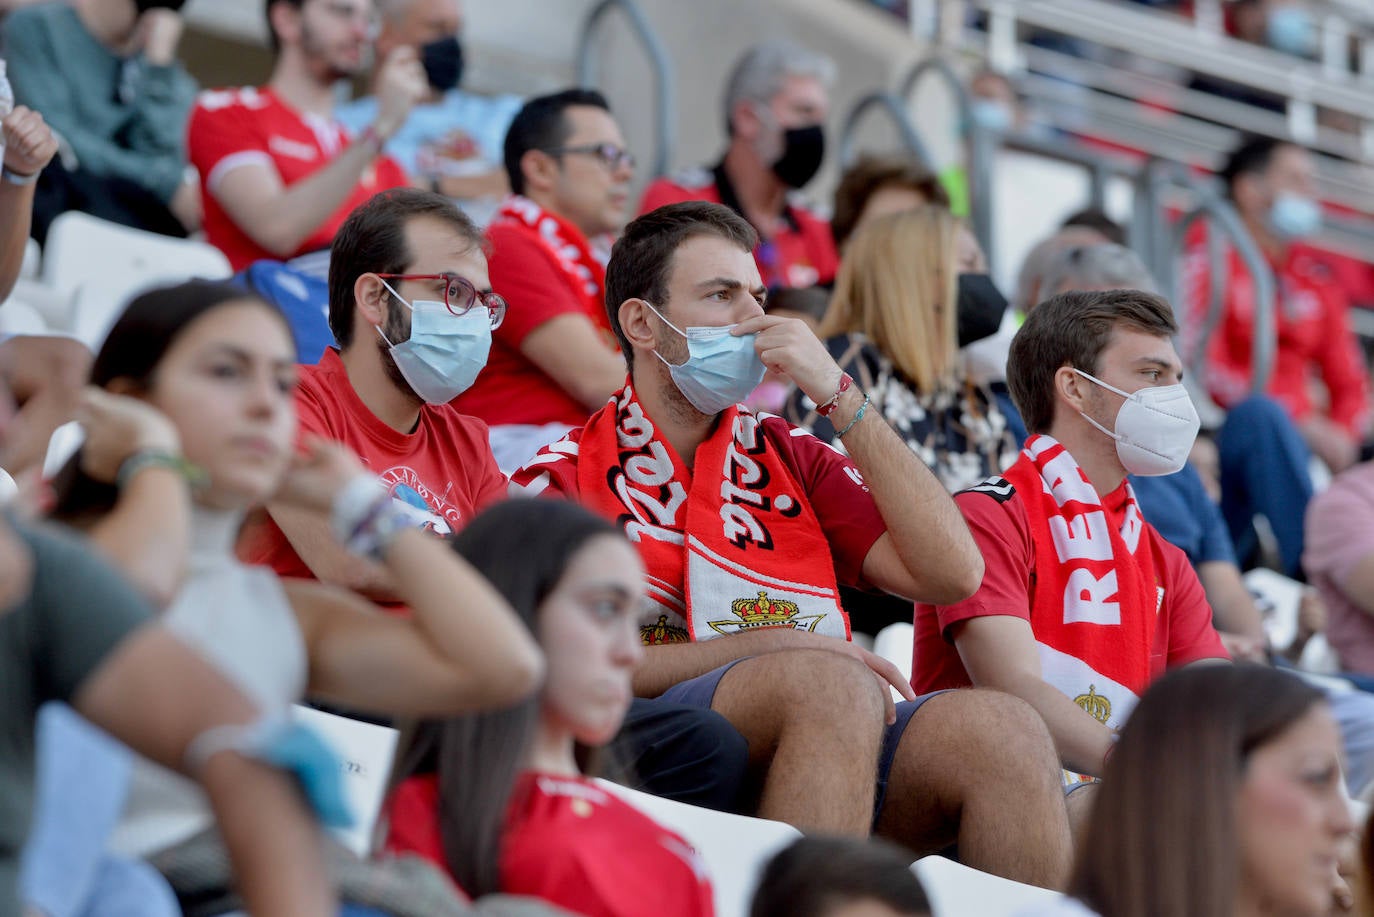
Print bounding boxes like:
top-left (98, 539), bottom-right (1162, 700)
top-left (914, 289), bottom-right (1227, 794)
top-left (514, 200), bottom-right (1074, 888)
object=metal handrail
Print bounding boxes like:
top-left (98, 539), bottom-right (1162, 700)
top-left (574, 0), bottom-right (674, 179)
top-left (1169, 193), bottom-right (1277, 397)
top-left (895, 56), bottom-right (997, 262)
top-left (836, 91), bottom-right (935, 171)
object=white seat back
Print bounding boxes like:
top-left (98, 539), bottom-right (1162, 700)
top-left (873, 621), bottom-right (915, 702)
top-left (290, 705), bottom-right (399, 857)
top-left (596, 779), bottom-right (802, 917)
top-left (914, 856), bottom-right (1065, 917)
top-left (41, 212), bottom-right (232, 349)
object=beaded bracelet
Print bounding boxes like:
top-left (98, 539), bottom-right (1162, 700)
top-left (116, 449), bottom-right (207, 491)
top-left (834, 393), bottom-right (871, 440)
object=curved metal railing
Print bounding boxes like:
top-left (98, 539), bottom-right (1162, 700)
top-left (574, 0), bottom-right (675, 179)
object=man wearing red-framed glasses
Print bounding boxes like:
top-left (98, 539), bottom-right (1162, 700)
top-left (241, 187), bottom-right (507, 602)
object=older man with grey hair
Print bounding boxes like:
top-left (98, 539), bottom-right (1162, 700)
top-left (1039, 241), bottom-right (1159, 299)
top-left (638, 39), bottom-right (839, 290)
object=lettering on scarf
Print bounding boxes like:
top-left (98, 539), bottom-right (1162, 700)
top-left (720, 412), bottom-right (792, 550)
top-left (609, 394), bottom-right (686, 545)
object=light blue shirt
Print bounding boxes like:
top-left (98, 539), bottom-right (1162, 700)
top-left (337, 88), bottom-right (522, 178)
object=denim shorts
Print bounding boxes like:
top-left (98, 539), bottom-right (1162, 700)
top-left (661, 658), bottom-right (946, 826)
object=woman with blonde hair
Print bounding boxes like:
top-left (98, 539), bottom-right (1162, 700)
top-left (786, 205), bottom-right (1017, 493)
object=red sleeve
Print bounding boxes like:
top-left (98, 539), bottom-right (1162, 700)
top-left (638, 178), bottom-right (697, 215)
top-left (463, 416), bottom-right (511, 511)
top-left (1158, 537), bottom-right (1228, 669)
top-left (486, 225), bottom-right (587, 349)
top-left (763, 419), bottom-right (885, 587)
top-left (383, 777), bottom-right (448, 870)
top-left (1314, 284), bottom-right (1369, 437)
top-left (187, 92), bottom-right (271, 200)
top-left (933, 484), bottom-right (1034, 637)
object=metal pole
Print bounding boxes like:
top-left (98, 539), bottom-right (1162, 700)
top-left (574, 0), bottom-right (676, 179)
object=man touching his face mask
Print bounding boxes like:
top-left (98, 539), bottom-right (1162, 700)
top-left (639, 40), bottom-right (839, 293)
top-left (338, 0), bottom-right (521, 204)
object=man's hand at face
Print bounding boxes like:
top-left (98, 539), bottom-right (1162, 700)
top-left (732, 313), bottom-right (843, 407)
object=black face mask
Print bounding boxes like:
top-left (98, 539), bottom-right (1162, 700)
top-left (956, 273), bottom-right (1009, 349)
top-left (134, 0), bottom-right (186, 13)
top-left (420, 35), bottom-right (464, 93)
top-left (771, 124), bottom-right (825, 189)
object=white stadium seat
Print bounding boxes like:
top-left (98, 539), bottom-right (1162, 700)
top-left (41, 212), bottom-right (232, 349)
top-left (596, 778), bottom-right (802, 917)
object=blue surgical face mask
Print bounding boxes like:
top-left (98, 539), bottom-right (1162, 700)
top-left (1266, 6), bottom-right (1316, 56)
top-left (643, 301), bottom-right (766, 415)
top-left (1269, 191), bottom-right (1322, 240)
top-left (378, 279), bottom-right (491, 404)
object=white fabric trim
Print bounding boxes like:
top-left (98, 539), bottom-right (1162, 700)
top-left (206, 150), bottom-right (274, 197)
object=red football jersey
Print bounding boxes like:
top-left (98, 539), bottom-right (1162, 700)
top-left (386, 772), bottom-right (715, 917)
top-left (187, 86), bottom-right (410, 270)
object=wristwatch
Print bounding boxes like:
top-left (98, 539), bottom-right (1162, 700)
top-left (1, 166), bottom-right (39, 186)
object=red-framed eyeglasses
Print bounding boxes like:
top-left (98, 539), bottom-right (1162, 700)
top-left (375, 273), bottom-right (507, 329)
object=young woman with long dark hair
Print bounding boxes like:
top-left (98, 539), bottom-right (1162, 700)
top-left (43, 279), bottom-right (544, 914)
top-left (386, 498), bottom-right (715, 917)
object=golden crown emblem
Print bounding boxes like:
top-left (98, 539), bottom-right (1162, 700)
top-left (1074, 685), bottom-right (1112, 725)
top-left (730, 591), bottom-right (800, 623)
top-left (640, 614), bottom-right (690, 646)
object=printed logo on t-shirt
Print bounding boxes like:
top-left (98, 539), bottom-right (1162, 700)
top-left (269, 135), bottom-right (321, 162)
top-left (380, 466), bottom-right (462, 535)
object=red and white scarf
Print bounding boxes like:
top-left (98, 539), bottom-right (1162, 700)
top-left (491, 195), bottom-right (610, 332)
top-left (1001, 435), bottom-right (1160, 741)
top-left (573, 384), bottom-right (849, 645)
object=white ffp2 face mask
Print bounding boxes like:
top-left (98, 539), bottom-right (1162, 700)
top-left (1074, 369), bottom-right (1200, 476)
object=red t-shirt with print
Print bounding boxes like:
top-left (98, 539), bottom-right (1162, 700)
top-left (238, 347), bottom-right (507, 580)
top-left (386, 772), bottom-right (715, 917)
top-left (187, 86), bottom-right (410, 270)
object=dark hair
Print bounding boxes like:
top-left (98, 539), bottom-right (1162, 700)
top-left (264, 0), bottom-right (303, 54)
top-left (388, 498), bottom-right (624, 898)
top-left (830, 155), bottom-right (950, 249)
top-left (501, 88), bottom-right (611, 197)
top-left (1059, 208), bottom-right (1127, 246)
top-left (1221, 136), bottom-right (1297, 200)
top-left (750, 835), bottom-right (932, 917)
top-left (49, 279), bottom-right (289, 522)
top-left (1071, 664), bottom-right (1324, 917)
top-left (327, 188), bottom-right (482, 348)
top-left (1006, 288), bottom-right (1177, 434)
top-left (604, 201), bottom-right (758, 368)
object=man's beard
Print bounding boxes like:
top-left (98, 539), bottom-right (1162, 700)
top-left (301, 24), bottom-right (361, 83)
top-left (376, 301), bottom-right (419, 401)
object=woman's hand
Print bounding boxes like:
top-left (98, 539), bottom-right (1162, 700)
top-left (76, 387), bottom-right (180, 484)
top-left (272, 436), bottom-right (370, 516)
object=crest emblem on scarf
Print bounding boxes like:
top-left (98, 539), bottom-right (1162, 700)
top-left (1074, 685), bottom-right (1112, 724)
top-left (640, 615), bottom-right (690, 645)
top-left (708, 591), bottom-right (823, 636)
